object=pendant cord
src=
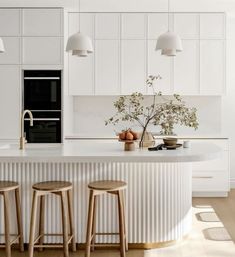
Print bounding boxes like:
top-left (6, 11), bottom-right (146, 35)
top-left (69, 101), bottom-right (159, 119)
top-left (168, 0), bottom-right (170, 31)
top-left (78, 0), bottom-right (81, 32)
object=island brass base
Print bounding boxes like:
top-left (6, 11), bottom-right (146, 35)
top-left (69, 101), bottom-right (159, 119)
top-left (86, 237), bottom-right (186, 250)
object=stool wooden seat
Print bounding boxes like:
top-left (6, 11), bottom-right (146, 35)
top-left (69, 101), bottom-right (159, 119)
top-left (0, 181), bottom-right (24, 257)
top-left (32, 181), bottom-right (72, 191)
top-left (28, 181), bottom-right (76, 257)
top-left (85, 180), bottom-right (128, 257)
top-left (88, 180), bottom-right (127, 191)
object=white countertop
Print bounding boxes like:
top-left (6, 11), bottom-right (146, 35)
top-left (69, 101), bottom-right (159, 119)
top-left (0, 140), bottom-right (221, 163)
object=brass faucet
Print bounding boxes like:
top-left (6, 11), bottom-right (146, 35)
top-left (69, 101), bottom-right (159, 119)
top-left (20, 110), bottom-right (33, 150)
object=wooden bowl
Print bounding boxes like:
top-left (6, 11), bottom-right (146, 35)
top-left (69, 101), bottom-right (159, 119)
top-left (163, 137), bottom-right (178, 146)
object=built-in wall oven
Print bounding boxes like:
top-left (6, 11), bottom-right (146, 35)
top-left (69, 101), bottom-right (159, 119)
top-left (23, 70), bottom-right (62, 143)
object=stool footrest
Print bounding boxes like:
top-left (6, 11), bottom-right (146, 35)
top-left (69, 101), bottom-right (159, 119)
top-left (92, 243), bottom-right (123, 248)
top-left (33, 235), bottom-right (74, 248)
top-left (95, 232), bottom-right (119, 236)
top-left (0, 234), bottom-right (20, 247)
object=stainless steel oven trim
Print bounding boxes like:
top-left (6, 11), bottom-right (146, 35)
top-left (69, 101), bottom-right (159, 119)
top-left (30, 110), bottom-right (62, 112)
top-left (24, 118), bottom-right (60, 121)
top-left (24, 77), bottom-right (60, 80)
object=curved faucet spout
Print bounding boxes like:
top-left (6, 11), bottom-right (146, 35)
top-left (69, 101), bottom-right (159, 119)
top-left (20, 110), bottom-right (34, 149)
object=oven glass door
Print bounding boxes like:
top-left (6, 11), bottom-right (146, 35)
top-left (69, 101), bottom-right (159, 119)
top-left (24, 118), bottom-right (61, 143)
top-left (24, 78), bottom-right (61, 110)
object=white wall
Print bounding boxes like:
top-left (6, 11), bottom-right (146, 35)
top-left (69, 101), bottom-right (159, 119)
top-left (73, 96), bottom-right (221, 137)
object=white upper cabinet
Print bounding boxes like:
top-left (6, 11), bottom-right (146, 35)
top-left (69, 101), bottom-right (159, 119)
top-left (0, 37), bottom-right (20, 64)
top-left (174, 13), bottom-right (199, 39)
top-left (174, 40), bottom-right (199, 95)
top-left (200, 13), bottom-right (225, 39)
top-left (0, 66), bottom-right (20, 139)
top-left (95, 40), bottom-right (119, 95)
top-left (121, 14), bottom-right (146, 39)
top-left (200, 40), bottom-right (225, 95)
top-left (95, 13), bottom-right (120, 39)
top-left (67, 12), bottom-right (226, 96)
top-left (22, 37), bottom-right (62, 65)
top-left (68, 54), bottom-right (94, 95)
top-left (121, 40), bottom-right (146, 94)
top-left (0, 9), bottom-right (20, 36)
top-left (147, 13), bottom-right (169, 39)
top-left (148, 40), bottom-right (172, 94)
top-left (68, 13), bottom-right (94, 95)
top-left (22, 9), bottom-right (62, 36)
top-left (68, 13), bottom-right (94, 39)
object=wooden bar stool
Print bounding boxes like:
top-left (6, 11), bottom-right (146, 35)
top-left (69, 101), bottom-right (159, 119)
top-left (0, 181), bottom-right (24, 257)
top-left (28, 181), bottom-right (76, 257)
top-left (85, 180), bottom-right (128, 257)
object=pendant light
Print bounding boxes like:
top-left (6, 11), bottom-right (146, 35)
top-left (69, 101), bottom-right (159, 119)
top-left (156, 0), bottom-right (182, 56)
top-left (0, 38), bottom-right (5, 53)
top-left (66, 0), bottom-right (93, 57)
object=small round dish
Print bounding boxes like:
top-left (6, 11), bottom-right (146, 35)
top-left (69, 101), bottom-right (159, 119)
top-left (164, 143), bottom-right (182, 150)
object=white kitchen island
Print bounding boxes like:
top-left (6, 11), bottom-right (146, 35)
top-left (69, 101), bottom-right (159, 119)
top-left (0, 141), bottom-right (221, 249)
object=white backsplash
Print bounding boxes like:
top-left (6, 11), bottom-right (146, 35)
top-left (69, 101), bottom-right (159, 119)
top-left (72, 96), bottom-right (221, 137)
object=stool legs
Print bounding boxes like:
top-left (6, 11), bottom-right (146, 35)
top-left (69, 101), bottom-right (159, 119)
top-left (29, 188), bottom-right (75, 257)
top-left (67, 189), bottom-right (76, 252)
top-left (38, 195), bottom-right (45, 252)
top-left (117, 191), bottom-right (126, 257)
top-left (15, 188), bottom-right (24, 252)
top-left (120, 190), bottom-right (128, 251)
top-left (29, 190), bottom-right (39, 257)
top-left (91, 195), bottom-right (97, 252)
top-left (85, 188), bottom-right (127, 257)
top-left (85, 189), bottom-right (95, 257)
top-left (3, 191), bottom-right (11, 257)
top-left (60, 191), bottom-right (69, 257)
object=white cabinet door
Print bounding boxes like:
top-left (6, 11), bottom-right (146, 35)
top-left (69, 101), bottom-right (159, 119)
top-left (68, 53), bottom-right (94, 95)
top-left (148, 13), bottom-right (169, 39)
top-left (200, 40), bottom-right (225, 95)
top-left (22, 37), bottom-right (62, 65)
top-left (95, 40), bottom-right (119, 95)
top-left (95, 13), bottom-right (119, 39)
top-left (148, 40), bottom-right (172, 94)
top-left (0, 9), bottom-right (20, 36)
top-left (22, 9), bottom-right (62, 36)
top-left (200, 13), bottom-right (225, 39)
top-left (174, 13), bottom-right (199, 39)
top-left (121, 40), bottom-right (146, 94)
top-left (174, 40), bottom-right (199, 95)
top-left (0, 37), bottom-right (20, 64)
top-left (121, 14), bottom-right (146, 39)
top-left (0, 66), bottom-right (20, 139)
top-left (68, 13), bottom-right (94, 39)
top-left (68, 12), bottom-right (94, 95)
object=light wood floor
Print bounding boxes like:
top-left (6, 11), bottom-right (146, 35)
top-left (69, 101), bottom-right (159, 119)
top-left (2, 190), bottom-right (235, 257)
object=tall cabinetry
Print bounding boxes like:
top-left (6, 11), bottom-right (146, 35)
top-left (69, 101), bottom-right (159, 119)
top-left (0, 8), bottom-right (63, 140)
top-left (67, 12), bottom-right (226, 96)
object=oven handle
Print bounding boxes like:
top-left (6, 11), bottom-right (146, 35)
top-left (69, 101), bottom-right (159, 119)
top-left (24, 77), bottom-right (60, 80)
top-left (24, 118), bottom-right (60, 121)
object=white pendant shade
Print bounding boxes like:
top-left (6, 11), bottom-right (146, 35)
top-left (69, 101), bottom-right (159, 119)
top-left (156, 31), bottom-right (183, 56)
top-left (66, 32), bottom-right (93, 57)
top-left (0, 38), bottom-right (5, 53)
